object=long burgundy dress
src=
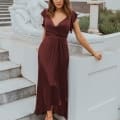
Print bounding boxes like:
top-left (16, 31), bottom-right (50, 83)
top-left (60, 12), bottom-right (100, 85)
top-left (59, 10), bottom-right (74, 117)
top-left (34, 8), bottom-right (77, 119)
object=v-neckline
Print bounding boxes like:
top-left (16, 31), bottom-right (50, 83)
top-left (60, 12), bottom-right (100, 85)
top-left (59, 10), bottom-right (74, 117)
top-left (49, 16), bottom-right (68, 27)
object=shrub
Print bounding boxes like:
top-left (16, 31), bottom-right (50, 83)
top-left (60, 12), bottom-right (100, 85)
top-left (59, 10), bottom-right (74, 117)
top-left (99, 21), bottom-right (117, 34)
top-left (79, 8), bottom-right (120, 34)
top-left (79, 16), bottom-right (89, 32)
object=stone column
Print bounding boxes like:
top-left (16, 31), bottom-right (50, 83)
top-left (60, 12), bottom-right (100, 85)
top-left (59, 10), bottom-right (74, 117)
top-left (87, 0), bottom-right (104, 34)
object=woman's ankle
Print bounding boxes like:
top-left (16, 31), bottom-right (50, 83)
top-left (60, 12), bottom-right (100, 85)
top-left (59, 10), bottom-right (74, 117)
top-left (47, 110), bottom-right (53, 117)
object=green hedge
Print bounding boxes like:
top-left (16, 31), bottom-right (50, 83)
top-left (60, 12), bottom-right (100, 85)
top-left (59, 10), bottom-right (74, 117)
top-left (79, 16), bottom-right (89, 32)
top-left (79, 8), bottom-right (120, 34)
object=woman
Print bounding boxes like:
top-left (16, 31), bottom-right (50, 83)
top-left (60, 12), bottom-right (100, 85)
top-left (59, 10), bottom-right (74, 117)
top-left (34, 0), bottom-right (102, 120)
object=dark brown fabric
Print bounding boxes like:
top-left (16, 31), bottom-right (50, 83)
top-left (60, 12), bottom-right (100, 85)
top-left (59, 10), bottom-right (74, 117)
top-left (34, 8), bottom-right (77, 119)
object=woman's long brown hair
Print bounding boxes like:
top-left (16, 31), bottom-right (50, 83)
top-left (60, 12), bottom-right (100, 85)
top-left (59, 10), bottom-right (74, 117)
top-left (47, 0), bottom-right (72, 18)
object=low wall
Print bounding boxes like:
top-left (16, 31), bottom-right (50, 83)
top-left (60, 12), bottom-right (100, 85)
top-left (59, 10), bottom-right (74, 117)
top-left (69, 49), bottom-right (120, 120)
top-left (0, 31), bottom-right (120, 120)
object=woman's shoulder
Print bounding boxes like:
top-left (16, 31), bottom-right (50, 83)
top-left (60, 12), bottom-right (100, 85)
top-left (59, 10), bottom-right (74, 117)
top-left (69, 9), bottom-right (78, 32)
top-left (70, 9), bottom-right (78, 22)
top-left (41, 8), bottom-right (48, 17)
top-left (71, 10), bottom-right (77, 18)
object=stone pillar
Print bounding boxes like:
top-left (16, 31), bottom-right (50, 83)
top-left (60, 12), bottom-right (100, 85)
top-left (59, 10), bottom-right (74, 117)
top-left (87, 0), bottom-right (104, 34)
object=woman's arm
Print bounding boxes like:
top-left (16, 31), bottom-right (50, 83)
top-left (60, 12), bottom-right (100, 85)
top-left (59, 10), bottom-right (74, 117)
top-left (73, 19), bottom-right (102, 60)
top-left (41, 28), bottom-right (46, 42)
top-left (37, 28), bottom-right (46, 50)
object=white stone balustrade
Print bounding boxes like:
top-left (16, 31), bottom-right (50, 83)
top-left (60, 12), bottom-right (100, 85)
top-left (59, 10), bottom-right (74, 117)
top-left (87, 0), bottom-right (104, 34)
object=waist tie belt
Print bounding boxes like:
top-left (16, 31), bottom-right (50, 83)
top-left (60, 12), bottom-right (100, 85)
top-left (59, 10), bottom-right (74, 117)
top-left (46, 31), bottom-right (67, 39)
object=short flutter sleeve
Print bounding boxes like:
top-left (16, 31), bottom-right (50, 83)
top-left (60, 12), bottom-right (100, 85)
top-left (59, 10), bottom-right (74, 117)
top-left (70, 10), bottom-right (78, 33)
top-left (41, 9), bottom-right (46, 27)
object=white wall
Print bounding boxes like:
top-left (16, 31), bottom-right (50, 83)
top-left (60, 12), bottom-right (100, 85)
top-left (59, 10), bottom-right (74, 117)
top-left (69, 49), bottom-right (120, 120)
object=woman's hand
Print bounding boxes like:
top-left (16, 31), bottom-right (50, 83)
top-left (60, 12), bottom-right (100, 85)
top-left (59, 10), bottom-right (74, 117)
top-left (93, 51), bottom-right (102, 60)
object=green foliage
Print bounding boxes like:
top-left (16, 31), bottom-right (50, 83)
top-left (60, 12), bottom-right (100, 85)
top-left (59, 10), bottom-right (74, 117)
top-left (99, 21), bottom-right (117, 34)
top-left (79, 8), bottom-right (120, 34)
top-left (99, 8), bottom-right (120, 34)
top-left (79, 16), bottom-right (89, 32)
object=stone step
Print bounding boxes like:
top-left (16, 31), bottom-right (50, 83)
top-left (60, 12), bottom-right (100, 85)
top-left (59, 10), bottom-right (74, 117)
top-left (0, 17), bottom-right (10, 22)
top-left (0, 3), bottom-right (12, 5)
top-left (18, 114), bottom-right (44, 120)
top-left (0, 96), bottom-right (36, 120)
top-left (0, 61), bottom-right (21, 81)
top-left (0, 0), bottom-right (13, 3)
top-left (0, 1), bottom-right (12, 3)
top-left (0, 0), bottom-right (13, 1)
top-left (0, 14), bottom-right (10, 17)
top-left (0, 21), bottom-right (11, 26)
top-left (0, 0), bottom-right (12, 2)
top-left (18, 113), bottom-right (59, 120)
top-left (0, 4), bottom-right (11, 8)
top-left (0, 1), bottom-right (12, 2)
top-left (0, 49), bottom-right (9, 61)
top-left (0, 17), bottom-right (10, 21)
top-left (0, 8), bottom-right (8, 11)
top-left (0, 77), bottom-right (36, 105)
top-left (0, 11), bottom-right (9, 14)
top-left (0, 2), bottom-right (12, 4)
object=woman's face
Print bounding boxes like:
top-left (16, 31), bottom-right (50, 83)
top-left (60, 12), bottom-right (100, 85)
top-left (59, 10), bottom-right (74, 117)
top-left (52, 0), bottom-right (64, 9)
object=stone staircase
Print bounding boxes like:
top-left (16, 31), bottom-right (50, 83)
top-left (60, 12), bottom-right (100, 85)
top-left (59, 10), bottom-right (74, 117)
top-left (0, 0), bottom-right (13, 26)
top-left (0, 48), bottom-right (43, 120)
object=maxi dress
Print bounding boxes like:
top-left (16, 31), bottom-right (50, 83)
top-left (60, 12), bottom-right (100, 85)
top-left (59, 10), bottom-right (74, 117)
top-left (34, 9), bottom-right (77, 119)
